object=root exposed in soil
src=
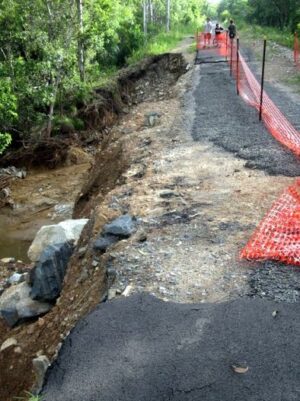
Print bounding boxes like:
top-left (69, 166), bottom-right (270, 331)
top-left (1, 138), bottom-right (71, 169)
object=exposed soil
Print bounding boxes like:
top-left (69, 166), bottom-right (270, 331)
top-left (1, 36), bottom-right (300, 400)
top-left (0, 52), bottom-right (188, 400)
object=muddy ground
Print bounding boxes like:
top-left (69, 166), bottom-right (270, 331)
top-left (0, 37), bottom-right (300, 400)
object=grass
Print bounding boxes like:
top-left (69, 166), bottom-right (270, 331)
top-left (13, 391), bottom-right (41, 401)
top-left (127, 25), bottom-right (196, 64)
top-left (239, 23), bottom-right (294, 48)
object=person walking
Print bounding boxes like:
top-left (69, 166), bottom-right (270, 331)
top-left (228, 19), bottom-right (236, 39)
top-left (204, 17), bottom-right (213, 47)
top-left (214, 22), bottom-right (224, 47)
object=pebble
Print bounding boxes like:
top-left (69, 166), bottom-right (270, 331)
top-left (38, 318), bottom-right (45, 327)
top-left (108, 288), bottom-right (117, 300)
top-left (27, 325), bottom-right (35, 335)
top-left (8, 273), bottom-right (24, 285)
top-left (1, 257), bottom-right (15, 264)
top-left (1, 337), bottom-right (18, 352)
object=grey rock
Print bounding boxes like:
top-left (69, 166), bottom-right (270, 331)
top-left (28, 219), bottom-right (88, 262)
top-left (0, 187), bottom-right (11, 198)
top-left (108, 289), bottom-right (117, 300)
top-left (103, 215), bottom-right (137, 238)
top-left (159, 190), bottom-right (179, 199)
top-left (1, 308), bottom-right (19, 327)
top-left (93, 234), bottom-right (120, 252)
top-left (32, 355), bottom-right (50, 395)
top-left (144, 112), bottom-right (162, 127)
top-left (0, 166), bottom-right (26, 179)
top-left (30, 242), bottom-right (74, 302)
top-left (54, 203), bottom-right (73, 218)
top-left (8, 273), bottom-right (25, 285)
top-left (0, 282), bottom-right (52, 327)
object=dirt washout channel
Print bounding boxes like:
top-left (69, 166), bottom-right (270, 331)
top-left (0, 52), bottom-right (187, 400)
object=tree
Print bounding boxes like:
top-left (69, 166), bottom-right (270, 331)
top-left (166, 0), bottom-right (171, 31)
top-left (77, 0), bottom-right (85, 82)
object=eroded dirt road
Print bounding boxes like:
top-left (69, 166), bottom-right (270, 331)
top-left (2, 36), bottom-right (300, 400)
top-left (42, 37), bottom-right (300, 401)
top-left (101, 40), bottom-right (300, 304)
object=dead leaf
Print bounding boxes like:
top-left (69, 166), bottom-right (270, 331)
top-left (231, 364), bottom-right (249, 374)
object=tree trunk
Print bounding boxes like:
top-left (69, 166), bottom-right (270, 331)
top-left (143, 0), bottom-right (148, 35)
top-left (77, 0), bottom-right (85, 82)
top-left (166, 0), bottom-right (170, 32)
top-left (149, 0), bottom-right (153, 24)
top-left (46, 79), bottom-right (59, 138)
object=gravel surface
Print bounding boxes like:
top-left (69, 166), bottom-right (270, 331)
top-left (42, 293), bottom-right (300, 401)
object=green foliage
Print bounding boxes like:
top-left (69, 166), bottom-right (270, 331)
top-left (0, 133), bottom-right (12, 154)
top-left (13, 390), bottom-right (41, 401)
top-left (218, 0), bottom-right (300, 32)
top-left (0, 0), bottom-right (209, 145)
top-left (0, 77), bottom-right (17, 153)
top-left (240, 23), bottom-right (294, 48)
top-left (127, 26), bottom-right (194, 64)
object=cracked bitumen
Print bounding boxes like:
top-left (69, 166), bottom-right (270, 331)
top-left (192, 63), bottom-right (300, 177)
top-left (42, 293), bottom-right (300, 401)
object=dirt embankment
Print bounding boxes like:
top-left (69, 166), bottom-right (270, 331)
top-left (0, 53), bottom-right (188, 400)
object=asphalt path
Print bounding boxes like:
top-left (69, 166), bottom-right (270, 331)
top-left (193, 51), bottom-right (300, 176)
top-left (42, 294), bottom-right (300, 401)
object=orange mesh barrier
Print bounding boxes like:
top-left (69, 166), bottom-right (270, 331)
top-left (195, 32), bottom-right (300, 266)
top-left (216, 38), bottom-right (300, 156)
top-left (294, 32), bottom-right (300, 69)
top-left (196, 31), bottom-right (228, 53)
top-left (241, 181), bottom-right (300, 265)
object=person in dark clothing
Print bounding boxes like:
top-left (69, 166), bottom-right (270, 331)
top-left (214, 23), bottom-right (224, 46)
top-left (215, 23), bottom-right (224, 35)
top-left (228, 19), bottom-right (236, 39)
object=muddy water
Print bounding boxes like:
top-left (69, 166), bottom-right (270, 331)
top-left (0, 219), bottom-right (31, 262)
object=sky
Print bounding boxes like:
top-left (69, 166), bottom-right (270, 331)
top-left (207, 0), bottom-right (220, 4)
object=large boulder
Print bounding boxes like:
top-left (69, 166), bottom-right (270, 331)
top-left (28, 219), bottom-right (88, 262)
top-left (30, 242), bottom-right (74, 302)
top-left (0, 282), bottom-right (52, 327)
top-left (103, 215), bottom-right (137, 238)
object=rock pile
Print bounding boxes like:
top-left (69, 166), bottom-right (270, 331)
top-left (0, 219), bottom-right (88, 326)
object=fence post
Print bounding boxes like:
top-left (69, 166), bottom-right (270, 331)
top-left (225, 32), bottom-right (228, 61)
top-left (236, 37), bottom-right (240, 95)
top-left (259, 38), bottom-right (267, 121)
top-left (230, 38), bottom-right (233, 76)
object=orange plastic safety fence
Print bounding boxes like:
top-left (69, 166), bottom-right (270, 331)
top-left (240, 180), bottom-right (300, 265)
top-left (195, 31), bottom-right (228, 53)
top-left (195, 32), bottom-right (300, 265)
top-left (218, 38), bottom-right (300, 156)
top-left (294, 32), bottom-right (300, 69)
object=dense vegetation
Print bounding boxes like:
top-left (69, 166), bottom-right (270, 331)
top-left (217, 0), bottom-right (300, 32)
top-left (0, 0), bottom-right (213, 154)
